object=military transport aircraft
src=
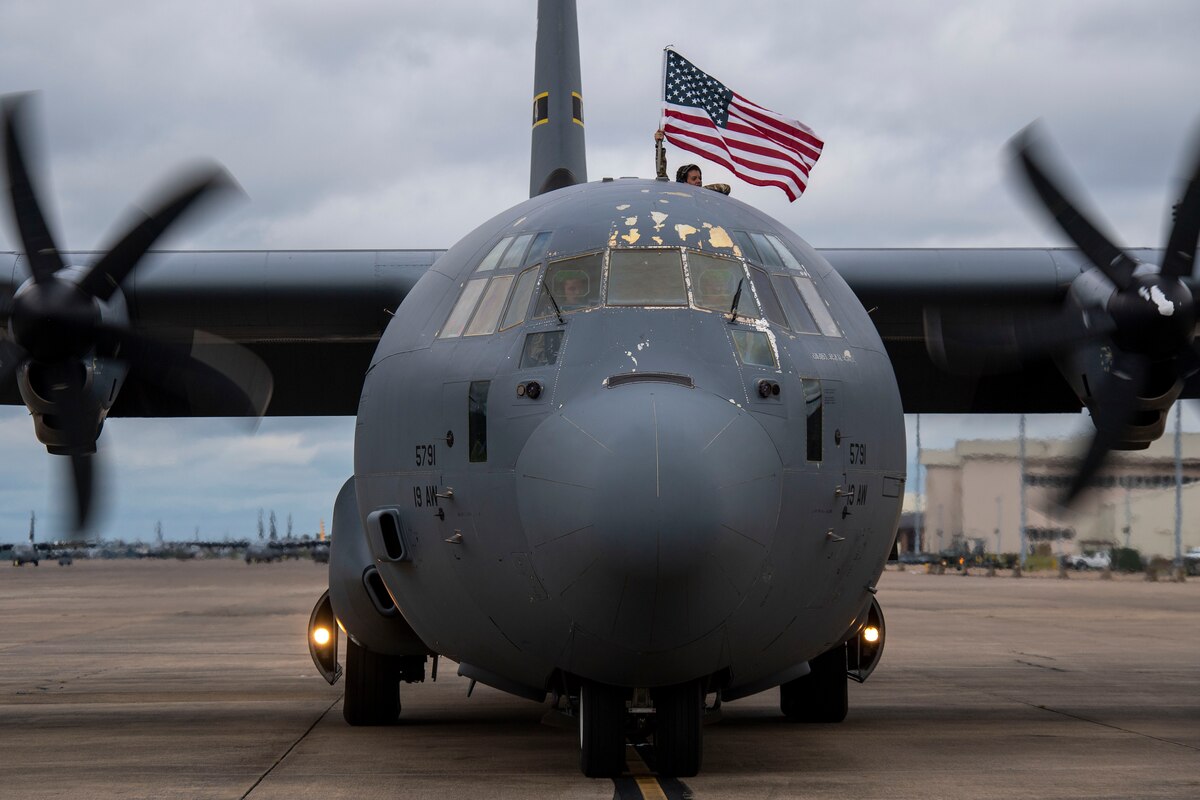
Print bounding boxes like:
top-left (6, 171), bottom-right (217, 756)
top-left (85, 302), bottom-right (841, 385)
top-left (2, 0), bottom-right (1198, 780)
top-left (10, 511), bottom-right (39, 566)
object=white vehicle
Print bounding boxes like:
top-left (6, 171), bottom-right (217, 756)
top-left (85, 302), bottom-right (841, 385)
top-left (1067, 551), bottom-right (1112, 570)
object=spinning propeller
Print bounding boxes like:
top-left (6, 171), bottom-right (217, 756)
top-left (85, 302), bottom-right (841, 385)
top-left (0, 94), bottom-right (273, 533)
top-left (927, 124), bottom-right (1200, 508)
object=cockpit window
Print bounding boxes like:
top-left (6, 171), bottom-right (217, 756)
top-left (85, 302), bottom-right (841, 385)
top-left (731, 329), bottom-right (777, 368)
top-left (748, 266), bottom-right (788, 328)
top-left (439, 278), bottom-right (489, 338)
top-left (732, 230), bottom-right (759, 262)
top-left (526, 231), bottom-right (553, 266)
top-left (687, 251), bottom-right (758, 317)
top-left (476, 238), bottom-right (511, 272)
top-left (762, 233), bottom-right (807, 272)
top-left (499, 264), bottom-right (540, 330)
top-left (793, 276), bottom-right (842, 337)
top-left (607, 249), bottom-right (687, 306)
top-left (748, 233), bottom-right (785, 269)
top-left (498, 233), bottom-right (534, 270)
top-left (464, 274), bottom-right (514, 336)
top-left (534, 252), bottom-right (603, 317)
top-left (772, 274), bottom-right (820, 334)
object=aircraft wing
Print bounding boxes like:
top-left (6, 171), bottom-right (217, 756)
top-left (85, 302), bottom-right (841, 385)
top-left (824, 246), bottom-right (1182, 415)
top-left (1, 249), bottom-right (442, 415)
top-left (3, 244), bottom-right (1181, 417)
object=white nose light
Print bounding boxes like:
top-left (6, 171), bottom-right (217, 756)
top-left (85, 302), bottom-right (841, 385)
top-left (312, 626), bottom-right (332, 646)
top-left (863, 626), bottom-right (880, 644)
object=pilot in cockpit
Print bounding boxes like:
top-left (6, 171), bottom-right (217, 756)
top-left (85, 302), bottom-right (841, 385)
top-left (555, 270), bottom-right (591, 310)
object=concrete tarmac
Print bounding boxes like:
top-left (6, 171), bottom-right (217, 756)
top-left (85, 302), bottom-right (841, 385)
top-left (0, 560), bottom-right (1196, 799)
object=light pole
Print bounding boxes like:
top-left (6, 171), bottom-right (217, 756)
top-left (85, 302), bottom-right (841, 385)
top-left (1174, 403), bottom-right (1183, 577)
top-left (1019, 414), bottom-right (1028, 569)
top-left (914, 415), bottom-right (923, 553)
top-left (995, 495), bottom-right (1002, 555)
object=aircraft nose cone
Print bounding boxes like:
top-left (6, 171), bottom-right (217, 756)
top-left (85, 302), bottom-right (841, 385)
top-left (517, 383), bottom-right (782, 652)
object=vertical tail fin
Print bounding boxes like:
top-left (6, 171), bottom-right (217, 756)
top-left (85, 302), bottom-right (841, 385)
top-left (29, 510), bottom-right (35, 544)
top-left (529, 0), bottom-right (587, 197)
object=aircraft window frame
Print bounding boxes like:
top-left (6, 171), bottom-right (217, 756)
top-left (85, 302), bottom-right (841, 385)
top-left (771, 273), bottom-right (820, 334)
top-left (533, 251), bottom-right (604, 317)
top-left (464, 274), bottom-right (514, 336)
top-left (520, 330), bottom-right (563, 368)
top-left (498, 233), bottom-right (535, 270)
top-left (793, 276), bottom-right (843, 338)
top-left (747, 265), bottom-right (788, 328)
top-left (468, 381), bottom-right (490, 463)
top-left (803, 378), bottom-right (823, 462)
top-left (526, 231), bottom-right (553, 266)
top-left (748, 233), bottom-right (785, 269)
top-left (762, 233), bottom-right (808, 273)
top-left (732, 231), bottom-right (760, 262)
top-left (438, 278), bottom-right (489, 338)
top-left (499, 264), bottom-right (541, 331)
top-left (684, 250), bottom-right (759, 319)
top-left (476, 237), bottom-right (513, 273)
top-left (730, 328), bottom-right (778, 369)
top-left (606, 248), bottom-right (688, 307)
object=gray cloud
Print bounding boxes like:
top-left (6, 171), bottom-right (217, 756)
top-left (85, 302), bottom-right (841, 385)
top-left (2, 0), bottom-right (1199, 541)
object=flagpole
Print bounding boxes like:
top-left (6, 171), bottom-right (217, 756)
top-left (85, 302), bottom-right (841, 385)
top-left (660, 46), bottom-right (671, 134)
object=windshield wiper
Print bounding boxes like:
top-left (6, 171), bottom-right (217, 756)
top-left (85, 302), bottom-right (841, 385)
top-left (543, 286), bottom-right (566, 324)
top-left (728, 278), bottom-right (744, 324)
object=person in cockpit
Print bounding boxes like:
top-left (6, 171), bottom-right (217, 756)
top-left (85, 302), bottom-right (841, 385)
top-left (556, 270), bottom-right (591, 310)
top-left (654, 129), bottom-right (731, 195)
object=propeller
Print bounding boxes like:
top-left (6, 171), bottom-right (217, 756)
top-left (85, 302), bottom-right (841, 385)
top-left (0, 93), bottom-right (273, 532)
top-left (927, 123), bottom-right (1200, 508)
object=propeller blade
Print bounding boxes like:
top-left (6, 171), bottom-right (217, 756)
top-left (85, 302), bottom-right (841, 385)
top-left (1059, 351), bottom-right (1148, 508)
top-left (44, 361), bottom-right (99, 530)
top-left (1161, 127), bottom-right (1200, 281)
top-left (1011, 125), bottom-right (1139, 291)
top-left (79, 165), bottom-right (239, 302)
top-left (924, 303), bottom-right (1115, 375)
top-left (2, 94), bottom-right (65, 284)
top-left (67, 452), bottom-right (95, 533)
top-left (92, 324), bottom-right (273, 419)
top-left (0, 337), bottom-right (27, 388)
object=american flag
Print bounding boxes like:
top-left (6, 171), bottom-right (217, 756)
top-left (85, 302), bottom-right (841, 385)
top-left (661, 49), bottom-right (823, 201)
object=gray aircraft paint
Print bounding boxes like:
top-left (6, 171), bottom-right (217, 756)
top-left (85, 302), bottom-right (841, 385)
top-left (353, 179), bottom-right (904, 694)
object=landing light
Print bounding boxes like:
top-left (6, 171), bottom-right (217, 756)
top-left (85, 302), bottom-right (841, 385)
top-left (313, 626), bottom-right (332, 646)
top-left (863, 626), bottom-right (880, 644)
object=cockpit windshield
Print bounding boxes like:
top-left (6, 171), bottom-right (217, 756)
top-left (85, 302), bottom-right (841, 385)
top-left (533, 252), bottom-right (603, 317)
top-left (607, 249), bottom-right (688, 306)
top-left (687, 251), bottom-right (759, 318)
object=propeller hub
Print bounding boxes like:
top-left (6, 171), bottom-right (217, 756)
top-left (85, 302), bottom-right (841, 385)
top-left (1107, 272), bottom-right (1195, 357)
top-left (10, 278), bottom-right (101, 362)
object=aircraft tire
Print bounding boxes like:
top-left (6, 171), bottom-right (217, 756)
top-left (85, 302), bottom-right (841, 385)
top-left (342, 637), bottom-right (401, 725)
top-left (780, 643), bottom-right (848, 723)
top-left (578, 680), bottom-right (626, 778)
top-left (652, 679), bottom-right (703, 777)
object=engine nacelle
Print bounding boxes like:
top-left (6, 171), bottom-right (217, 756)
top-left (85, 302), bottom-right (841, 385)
top-left (17, 356), bottom-right (127, 455)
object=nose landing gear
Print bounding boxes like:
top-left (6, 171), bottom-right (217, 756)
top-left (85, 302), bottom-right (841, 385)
top-left (577, 678), bottom-right (705, 779)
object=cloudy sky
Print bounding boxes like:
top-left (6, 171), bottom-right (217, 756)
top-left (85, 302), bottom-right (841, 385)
top-left (2, 0), bottom-right (1200, 543)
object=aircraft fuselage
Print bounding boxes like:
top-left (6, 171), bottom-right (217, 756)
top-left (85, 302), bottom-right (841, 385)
top-left (353, 178), bottom-right (905, 696)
